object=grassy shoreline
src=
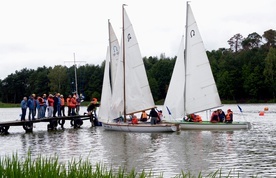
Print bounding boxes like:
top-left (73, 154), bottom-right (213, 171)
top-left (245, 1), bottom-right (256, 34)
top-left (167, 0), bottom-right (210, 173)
top-left (0, 153), bottom-right (254, 178)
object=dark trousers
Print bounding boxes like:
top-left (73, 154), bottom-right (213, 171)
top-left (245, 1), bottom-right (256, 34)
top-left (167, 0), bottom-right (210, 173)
top-left (21, 108), bottom-right (27, 121)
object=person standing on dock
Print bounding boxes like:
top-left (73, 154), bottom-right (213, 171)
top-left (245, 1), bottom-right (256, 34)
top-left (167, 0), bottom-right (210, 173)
top-left (70, 95), bottom-right (77, 115)
top-left (75, 93), bottom-right (81, 115)
top-left (60, 95), bottom-right (65, 116)
top-left (21, 97), bottom-right (28, 121)
top-left (27, 94), bottom-right (36, 120)
top-left (43, 94), bottom-right (48, 118)
top-left (66, 94), bottom-right (72, 116)
top-left (47, 94), bottom-right (54, 117)
top-left (53, 93), bottom-right (61, 117)
top-left (37, 95), bottom-right (45, 119)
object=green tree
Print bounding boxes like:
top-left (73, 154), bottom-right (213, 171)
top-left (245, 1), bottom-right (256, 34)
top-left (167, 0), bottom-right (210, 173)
top-left (227, 33), bottom-right (244, 52)
top-left (263, 29), bottom-right (276, 48)
top-left (263, 47), bottom-right (276, 99)
top-left (242, 32), bottom-right (262, 50)
top-left (48, 65), bottom-right (68, 94)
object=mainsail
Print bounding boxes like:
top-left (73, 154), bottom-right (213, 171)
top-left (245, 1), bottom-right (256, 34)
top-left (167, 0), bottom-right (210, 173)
top-left (184, 3), bottom-right (221, 114)
top-left (163, 2), bottom-right (221, 120)
top-left (123, 9), bottom-right (155, 114)
top-left (98, 21), bottom-right (120, 122)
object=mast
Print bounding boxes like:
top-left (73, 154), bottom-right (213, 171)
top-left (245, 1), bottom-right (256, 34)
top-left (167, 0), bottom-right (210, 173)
top-left (183, 2), bottom-right (189, 116)
top-left (73, 53), bottom-right (78, 96)
top-left (108, 19), bottom-right (113, 92)
top-left (122, 4), bottom-right (127, 122)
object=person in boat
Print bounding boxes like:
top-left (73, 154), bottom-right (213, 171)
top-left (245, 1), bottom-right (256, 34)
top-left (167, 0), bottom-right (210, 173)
top-left (157, 110), bottom-right (163, 123)
top-left (210, 110), bottom-right (219, 123)
top-left (187, 113), bottom-right (202, 122)
top-left (225, 109), bottom-right (233, 123)
top-left (132, 115), bottom-right (138, 124)
top-left (149, 108), bottom-right (159, 125)
top-left (218, 109), bottom-right (226, 122)
top-left (140, 110), bottom-right (148, 122)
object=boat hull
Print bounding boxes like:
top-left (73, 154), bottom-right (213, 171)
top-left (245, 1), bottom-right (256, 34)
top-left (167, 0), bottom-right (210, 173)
top-left (164, 121), bottom-right (251, 130)
top-left (102, 122), bottom-right (179, 132)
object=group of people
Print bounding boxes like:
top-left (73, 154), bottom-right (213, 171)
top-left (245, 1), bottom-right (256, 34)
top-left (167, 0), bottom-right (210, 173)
top-left (184, 108), bottom-right (233, 123)
top-left (20, 92), bottom-right (85, 121)
top-left (210, 109), bottom-right (233, 123)
top-left (185, 113), bottom-right (203, 122)
top-left (130, 108), bottom-right (163, 125)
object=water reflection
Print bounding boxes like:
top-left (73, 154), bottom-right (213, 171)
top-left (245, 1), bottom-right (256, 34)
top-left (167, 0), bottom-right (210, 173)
top-left (1, 105), bottom-right (276, 177)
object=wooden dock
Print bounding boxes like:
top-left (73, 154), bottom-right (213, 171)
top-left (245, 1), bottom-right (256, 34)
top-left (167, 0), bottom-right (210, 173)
top-left (0, 114), bottom-right (96, 134)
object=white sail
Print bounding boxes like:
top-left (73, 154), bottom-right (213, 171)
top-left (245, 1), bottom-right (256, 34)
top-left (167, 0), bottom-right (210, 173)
top-left (123, 9), bottom-right (155, 114)
top-left (184, 3), bottom-right (221, 114)
top-left (109, 22), bottom-right (120, 89)
top-left (98, 47), bottom-right (112, 122)
top-left (98, 21), bottom-right (120, 122)
top-left (163, 36), bottom-right (185, 120)
top-left (101, 5), bottom-right (180, 132)
top-left (163, 3), bottom-right (221, 120)
top-left (109, 36), bottom-right (124, 119)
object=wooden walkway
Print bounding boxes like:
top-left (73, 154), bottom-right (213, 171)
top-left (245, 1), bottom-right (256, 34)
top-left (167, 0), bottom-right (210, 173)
top-left (0, 114), bottom-right (95, 134)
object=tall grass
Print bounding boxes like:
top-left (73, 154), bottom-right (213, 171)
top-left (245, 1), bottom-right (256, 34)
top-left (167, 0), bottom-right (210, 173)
top-left (0, 153), bottom-right (257, 178)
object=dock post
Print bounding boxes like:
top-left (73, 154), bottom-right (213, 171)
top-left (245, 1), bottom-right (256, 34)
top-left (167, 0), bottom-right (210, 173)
top-left (0, 126), bottom-right (10, 134)
top-left (23, 122), bottom-right (33, 133)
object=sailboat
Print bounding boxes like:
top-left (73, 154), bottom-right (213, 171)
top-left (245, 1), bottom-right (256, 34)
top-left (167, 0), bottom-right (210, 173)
top-left (163, 2), bottom-right (251, 130)
top-left (99, 5), bottom-right (179, 132)
top-left (98, 20), bottom-right (120, 122)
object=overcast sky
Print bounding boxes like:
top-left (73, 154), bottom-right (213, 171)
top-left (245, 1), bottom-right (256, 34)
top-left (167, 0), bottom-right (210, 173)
top-left (0, 0), bottom-right (275, 79)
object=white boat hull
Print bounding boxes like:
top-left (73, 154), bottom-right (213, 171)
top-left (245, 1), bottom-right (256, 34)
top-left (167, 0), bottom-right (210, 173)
top-left (165, 121), bottom-right (251, 130)
top-left (102, 122), bottom-right (179, 132)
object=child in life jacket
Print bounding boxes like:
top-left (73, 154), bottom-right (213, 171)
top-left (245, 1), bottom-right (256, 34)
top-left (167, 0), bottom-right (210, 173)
top-left (225, 109), bottom-right (233, 123)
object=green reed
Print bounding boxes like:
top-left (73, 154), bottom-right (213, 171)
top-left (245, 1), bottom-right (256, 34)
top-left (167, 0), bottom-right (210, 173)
top-left (0, 153), bottom-right (258, 178)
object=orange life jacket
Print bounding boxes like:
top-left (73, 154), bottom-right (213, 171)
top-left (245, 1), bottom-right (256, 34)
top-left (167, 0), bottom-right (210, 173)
top-left (132, 117), bottom-right (138, 124)
top-left (61, 98), bottom-right (65, 106)
top-left (70, 97), bottom-right (76, 108)
top-left (226, 111), bottom-right (233, 121)
top-left (194, 115), bottom-right (202, 122)
top-left (66, 98), bottom-right (71, 106)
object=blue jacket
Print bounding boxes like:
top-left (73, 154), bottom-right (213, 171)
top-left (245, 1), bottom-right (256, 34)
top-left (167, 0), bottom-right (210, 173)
top-left (21, 99), bottom-right (27, 109)
top-left (27, 98), bottom-right (36, 109)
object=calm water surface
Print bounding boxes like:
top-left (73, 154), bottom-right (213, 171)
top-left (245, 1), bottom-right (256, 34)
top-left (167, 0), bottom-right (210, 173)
top-left (0, 104), bottom-right (276, 177)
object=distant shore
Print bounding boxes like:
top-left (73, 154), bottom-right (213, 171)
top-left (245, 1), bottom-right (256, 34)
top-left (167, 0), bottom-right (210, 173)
top-left (1, 100), bottom-right (275, 108)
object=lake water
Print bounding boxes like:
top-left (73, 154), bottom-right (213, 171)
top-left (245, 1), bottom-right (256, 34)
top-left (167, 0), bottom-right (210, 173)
top-left (0, 104), bottom-right (275, 177)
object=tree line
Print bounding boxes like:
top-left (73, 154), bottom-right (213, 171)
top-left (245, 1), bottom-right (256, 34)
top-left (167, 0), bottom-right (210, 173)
top-left (0, 29), bottom-right (275, 104)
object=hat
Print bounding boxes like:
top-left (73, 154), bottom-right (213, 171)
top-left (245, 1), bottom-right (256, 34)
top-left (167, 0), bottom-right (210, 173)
top-left (227, 109), bottom-right (232, 112)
